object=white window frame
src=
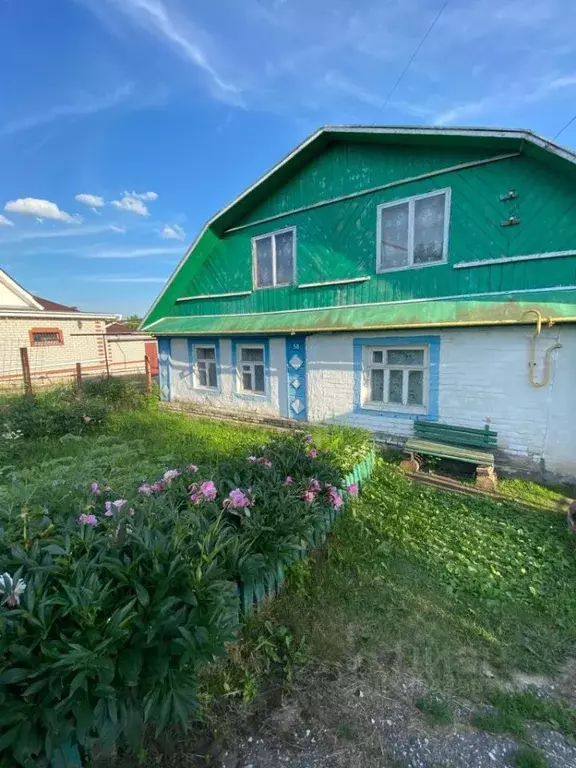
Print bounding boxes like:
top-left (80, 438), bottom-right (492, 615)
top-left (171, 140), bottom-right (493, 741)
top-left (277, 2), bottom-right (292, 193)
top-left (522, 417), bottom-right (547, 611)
top-left (376, 188), bottom-right (451, 273)
top-left (192, 344), bottom-right (218, 390)
top-left (252, 226), bottom-right (297, 289)
top-left (363, 345), bottom-right (429, 414)
top-left (237, 344), bottom-right (266, 395)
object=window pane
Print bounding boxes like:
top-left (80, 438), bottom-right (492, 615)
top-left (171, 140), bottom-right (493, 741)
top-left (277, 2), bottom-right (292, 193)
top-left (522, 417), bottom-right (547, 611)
top-left (407, 370), bottom-right (423, 405)
top-left (380, 202), bottom-right (409, 269)
top-left (372, 350), bottom-right (384, 364)
top-left (387, 349), bottom-right (424, 366)
top-left (413, 193), bottom-right (445, 264)
top-left (197, 346), bottom-right (215, 360)
top-left (275, 231), bottom-right (294, 285)
top-left (255, 236), bottom-right (273, 287)
top-left (198, 362), bottom-right (207, 387)
top-left (370, 369), bottom-right (384, 402)
top-left (254, 364), bottom-right (265, 393)
top-left (241, 347), bottom-right (264, 362)
top-left (388, 370), bottom-right (403, 404)
top-left (208, 362), bottom-right (218, 388)
top-left (242, 371), bottom-right (252, 390)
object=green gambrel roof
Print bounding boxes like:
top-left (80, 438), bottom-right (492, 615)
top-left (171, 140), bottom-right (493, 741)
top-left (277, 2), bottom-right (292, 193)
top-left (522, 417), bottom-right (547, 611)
top-left (146, 290), bottom-right (576, 336)
top-left (142, 126), bottom-right (576, 332)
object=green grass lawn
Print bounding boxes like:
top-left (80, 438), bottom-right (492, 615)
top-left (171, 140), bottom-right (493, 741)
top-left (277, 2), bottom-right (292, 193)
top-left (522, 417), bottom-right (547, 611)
top-left (264, 457), bottom-right (576, 697)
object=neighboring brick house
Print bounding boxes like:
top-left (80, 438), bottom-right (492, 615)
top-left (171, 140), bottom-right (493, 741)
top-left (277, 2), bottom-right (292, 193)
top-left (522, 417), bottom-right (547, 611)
top-left (0, 269), bottom-right (156, 388)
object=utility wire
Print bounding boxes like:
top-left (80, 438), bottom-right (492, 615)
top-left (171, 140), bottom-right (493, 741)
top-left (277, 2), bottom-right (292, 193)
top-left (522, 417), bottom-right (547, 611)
top-left (381, 1), bottom-right (450, 111)
top-left (553, 112), bottom-right (576, 142)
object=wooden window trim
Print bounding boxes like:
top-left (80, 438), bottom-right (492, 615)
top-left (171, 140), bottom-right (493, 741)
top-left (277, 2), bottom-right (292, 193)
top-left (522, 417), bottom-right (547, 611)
top-left (29, 327), bottom-right (64, 347)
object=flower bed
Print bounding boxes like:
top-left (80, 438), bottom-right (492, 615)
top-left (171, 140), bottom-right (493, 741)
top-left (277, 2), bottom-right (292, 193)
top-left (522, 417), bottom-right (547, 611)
top-left (0, 431), bottom-right (374, 766)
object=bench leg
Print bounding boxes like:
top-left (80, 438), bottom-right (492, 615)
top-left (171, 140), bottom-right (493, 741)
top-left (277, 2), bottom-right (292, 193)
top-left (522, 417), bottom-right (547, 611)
top-left (476, 465), bottom-right (498, 490)
top-left (400, 452), bottom-right (420, 473)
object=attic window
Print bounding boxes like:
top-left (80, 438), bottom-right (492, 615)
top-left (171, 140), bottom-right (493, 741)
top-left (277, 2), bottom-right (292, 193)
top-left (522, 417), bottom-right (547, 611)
top-left (30, 328), bottom-right (63, 346)
top-left (252, 228), bottom-right (296, 288)
top-left (377, 189), bottom-right (450, 272)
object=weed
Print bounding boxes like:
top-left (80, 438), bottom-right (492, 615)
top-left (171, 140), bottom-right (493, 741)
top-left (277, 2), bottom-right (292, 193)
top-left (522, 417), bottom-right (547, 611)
top-left (473, 691), bottom-right (576, 740)
top-left (511, 746), bottom-right (549, 768)
top-left (415, 694), bottom-right (454, 725)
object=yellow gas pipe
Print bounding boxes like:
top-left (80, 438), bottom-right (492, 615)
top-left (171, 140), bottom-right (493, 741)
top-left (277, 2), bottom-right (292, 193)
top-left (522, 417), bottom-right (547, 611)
top-left (522, 309), bottom-right (562, 388)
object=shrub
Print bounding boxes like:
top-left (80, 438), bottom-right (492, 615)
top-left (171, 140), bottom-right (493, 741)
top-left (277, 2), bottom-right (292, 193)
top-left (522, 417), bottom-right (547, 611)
top-left (82, 377), bottom-right (153, 411)
top-left (0, 432), bottom-right (356, 765)
top-left (0, 390), bottom-right (108, 443)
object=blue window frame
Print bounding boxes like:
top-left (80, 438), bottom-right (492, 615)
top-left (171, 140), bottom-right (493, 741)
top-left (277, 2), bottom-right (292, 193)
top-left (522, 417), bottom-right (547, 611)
top-left (187, 337), bottom-right (221, 394)
top-left (353, 335), bottom-right (440, 420)
top-left (231, 337), bottom-right (271, 401)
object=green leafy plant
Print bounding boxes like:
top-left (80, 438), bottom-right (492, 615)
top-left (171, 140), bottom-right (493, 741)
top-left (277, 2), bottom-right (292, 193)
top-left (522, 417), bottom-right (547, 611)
top-left (415, 694), bottom-right (454, 725)
top-left (511, 747), bottom-right (549, 768)
top-left (0, 430), bottom-right (361, 765)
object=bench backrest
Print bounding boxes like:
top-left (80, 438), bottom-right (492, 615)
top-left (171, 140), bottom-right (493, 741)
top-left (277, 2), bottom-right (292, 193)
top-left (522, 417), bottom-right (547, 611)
top-left (414, 420), bottom-right (498, 449)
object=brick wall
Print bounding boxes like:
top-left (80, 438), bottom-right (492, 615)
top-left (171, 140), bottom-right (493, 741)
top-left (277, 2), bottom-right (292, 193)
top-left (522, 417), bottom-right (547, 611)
top-left (169, 337), bottom-right (287, 417)
top-left (0, 316), bottom-right (106, 382)
top-left (307, 326), bottom-right (576, 479)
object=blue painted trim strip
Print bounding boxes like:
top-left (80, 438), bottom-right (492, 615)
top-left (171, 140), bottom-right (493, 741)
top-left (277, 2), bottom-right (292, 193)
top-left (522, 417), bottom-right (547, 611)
top-left (353, 335), bottom-right (440, 421)
top-left (231, 336), bottom-right (271, 401)
top-left (187, 337), bottom-right (222, 395)
top-left (286, 336), bottom-right (307, 421)
top-left (158, 336), bottom-right (172, 401)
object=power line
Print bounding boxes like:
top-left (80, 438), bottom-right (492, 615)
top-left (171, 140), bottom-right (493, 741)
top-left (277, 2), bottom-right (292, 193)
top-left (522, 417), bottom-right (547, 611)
top-left (382, 1), bottom-right (450, 111)
top-left (553, 112), bottom-right (576, 142)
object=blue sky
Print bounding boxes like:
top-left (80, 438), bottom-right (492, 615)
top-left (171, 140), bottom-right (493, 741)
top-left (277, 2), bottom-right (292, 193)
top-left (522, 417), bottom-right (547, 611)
top-left (1, 0), bottom-right (575, 316)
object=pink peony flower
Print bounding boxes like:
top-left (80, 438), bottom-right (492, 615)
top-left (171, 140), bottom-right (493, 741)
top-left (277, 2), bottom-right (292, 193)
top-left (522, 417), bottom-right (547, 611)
top-left (163, 469), bottom-right (181, 482)
top-left (347, 483), bottom-right (359, 497)
top-left (104, 499), bottom-right (127, 517)
top-left (304, 434), bottom-right (314, 444)
top-left (150, 481), bottom-right (165, 493)
top-left (284, 476), bottom-right (294, 485)
top-left (247, 456), bottom-right (258, 463)
top-left (302, 490), bottom-right (316, 504)
top-left (308, 449), bottom-right (318, 459)
top-left (200, 480), bottom-right (217, 501)
top-left (327, 485), bottom-right (343, 510)
top-left (78, 513), bottom-right (98, 527)
top-left (187, 464), bottom-right (198, 473)
top-left (190, 480), bottom-right (217, 503)
top-left (138, 483), bottom-right (154, 495)
top-left (223, 488), bottom-right (253, 511)
top-left (90, 482), bottom-right (100, 495)
top-left (308, 478), bottom-right (322, 492)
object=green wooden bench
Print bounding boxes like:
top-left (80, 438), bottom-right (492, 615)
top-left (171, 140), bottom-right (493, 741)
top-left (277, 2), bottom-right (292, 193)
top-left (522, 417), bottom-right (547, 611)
top-left (402, 421), bottom-right (498, 488)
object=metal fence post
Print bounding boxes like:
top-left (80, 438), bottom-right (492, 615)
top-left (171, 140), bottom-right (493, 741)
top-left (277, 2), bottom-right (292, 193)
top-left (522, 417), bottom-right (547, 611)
top-left (20, 347), bottom-right (32, 396)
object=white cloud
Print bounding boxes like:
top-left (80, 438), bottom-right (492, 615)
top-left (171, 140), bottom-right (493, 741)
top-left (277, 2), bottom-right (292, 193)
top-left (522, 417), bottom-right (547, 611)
top-left (109, 224), bottom-right (127, 233)
top-left (89, 0), bottom-right (243, 105)
top-left (0, 224), bottom-right (115, 243)
top-left (111, 190), bottom-right (159, 216)
top-left (75, 193), bottom-right (105, 208)
top-left (4, 198), bottom-right (80, 224)
top-left (83, 246), bottom-right (182, 259)
top-left (0, 84), bottom-right (133, 138)
top-left (161, 223), bottom-right (185, 240)
top-left (0, 214), bottom-right (14, 227)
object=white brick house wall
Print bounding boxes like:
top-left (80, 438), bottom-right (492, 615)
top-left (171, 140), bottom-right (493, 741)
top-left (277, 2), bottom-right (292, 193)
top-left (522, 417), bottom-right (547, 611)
top-left (170, 337), bottom-right (287, 418)
top-left (165, 326), bottom-right (576, 479)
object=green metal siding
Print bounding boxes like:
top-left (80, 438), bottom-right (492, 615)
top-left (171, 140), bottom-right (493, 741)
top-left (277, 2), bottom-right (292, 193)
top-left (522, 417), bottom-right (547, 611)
top-left (144, 138), bottom-right (576, 330)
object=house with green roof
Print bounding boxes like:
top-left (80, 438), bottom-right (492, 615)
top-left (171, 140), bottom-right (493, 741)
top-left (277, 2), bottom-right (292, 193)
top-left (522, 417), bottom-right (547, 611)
top-left (143, 126), bottom-right (576, 479)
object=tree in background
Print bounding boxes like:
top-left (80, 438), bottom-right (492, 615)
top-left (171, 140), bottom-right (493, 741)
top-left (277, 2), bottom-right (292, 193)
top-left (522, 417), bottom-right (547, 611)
top-left (124, 314), bottom-right (142, 329)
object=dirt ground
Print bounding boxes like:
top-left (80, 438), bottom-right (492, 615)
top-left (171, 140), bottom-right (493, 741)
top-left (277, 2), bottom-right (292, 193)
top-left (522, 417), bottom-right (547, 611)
top-left (212, 660), bottom-right (576, 768)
